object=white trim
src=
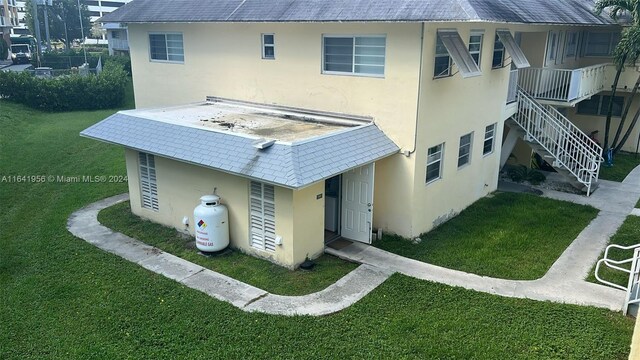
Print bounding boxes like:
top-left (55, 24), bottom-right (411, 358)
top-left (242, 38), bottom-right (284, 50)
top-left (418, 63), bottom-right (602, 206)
top-left (322, 34), bottom-right (386, 78)
top-left (483, 123), bottom-right (497, 156)
top-left (469, 30), bottom-right (484, 68)
top-left (148, 31), bottom-right (184, 64)
top-left (261, 33), bottom-right (275, 60)
top-left (249, 181), bottom-right (276, 252)
top-left (457, 132), bottom-right (473, 169)
top-left (426, 143), bottom-right (445, 184)
top-left (138, 152), bottom-right (159, 212)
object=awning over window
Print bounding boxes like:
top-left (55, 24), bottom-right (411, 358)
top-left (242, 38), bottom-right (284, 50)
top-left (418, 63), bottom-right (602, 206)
top-left (437, 29), bottom-right (481, 78)
top-left (496, 30), bottom-right (530, 68)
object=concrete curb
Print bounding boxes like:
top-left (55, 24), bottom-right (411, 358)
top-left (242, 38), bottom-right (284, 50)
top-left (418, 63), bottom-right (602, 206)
top-left (67, 194), bottom-right (392, 316)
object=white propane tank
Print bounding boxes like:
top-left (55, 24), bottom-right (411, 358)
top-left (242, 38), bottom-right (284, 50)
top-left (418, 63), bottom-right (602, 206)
top-left (193, 195), bottom-right (229, 252)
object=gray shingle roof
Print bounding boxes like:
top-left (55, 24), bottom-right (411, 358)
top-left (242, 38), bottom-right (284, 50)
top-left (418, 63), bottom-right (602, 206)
top-left (100, 0), bottom-right (620, 25)
top-left (80, 113), bottom-right (399, 189)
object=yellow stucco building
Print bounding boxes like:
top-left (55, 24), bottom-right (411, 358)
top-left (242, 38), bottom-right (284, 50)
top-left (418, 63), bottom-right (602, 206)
top-left (84, 0), bottom-right (639, 268)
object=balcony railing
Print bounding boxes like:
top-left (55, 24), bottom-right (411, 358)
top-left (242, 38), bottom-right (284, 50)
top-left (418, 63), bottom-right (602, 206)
top-left (518, 64), bottom-right (608, 104)
top-left (110, 38), bottom-right (129, 50)
top-left (0, 16), bottom-right (10, 27)
top-left (507, 69), bottom-right (518, 104)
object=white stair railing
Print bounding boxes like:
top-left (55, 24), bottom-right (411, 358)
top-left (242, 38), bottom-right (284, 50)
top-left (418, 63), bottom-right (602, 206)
top-left (595, 244), bottom-right (640, 316)
top-left (511, 89), bottom-right (603, 195)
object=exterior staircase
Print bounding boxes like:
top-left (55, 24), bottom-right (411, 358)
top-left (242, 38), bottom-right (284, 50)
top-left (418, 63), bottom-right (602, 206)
top-left (505, 89), bottom-right (603, 195)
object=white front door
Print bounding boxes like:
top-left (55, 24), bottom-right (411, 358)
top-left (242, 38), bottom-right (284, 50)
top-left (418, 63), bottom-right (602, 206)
top-left (341, 163), bottom-right (374, 244)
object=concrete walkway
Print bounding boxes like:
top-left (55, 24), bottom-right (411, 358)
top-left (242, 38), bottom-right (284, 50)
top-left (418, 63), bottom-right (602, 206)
top-left (68, 166), bottom-right (640, 315)
top-left (328, 168), bottom-right (640, 311)
top-left (67, 194), bottom-right (392, 316)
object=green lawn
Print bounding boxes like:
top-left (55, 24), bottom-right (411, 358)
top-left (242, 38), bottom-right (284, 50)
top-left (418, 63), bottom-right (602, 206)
top-left (600, 151), bottom-right (640, 182)
top-left (375, 192), bottom-right (599, 280)
top-left (99, 201), bottom-right (357, 295)
top-left (587, 216), bottom-right (640, 288)
top-left (0, 97), bottom-right (635, 359)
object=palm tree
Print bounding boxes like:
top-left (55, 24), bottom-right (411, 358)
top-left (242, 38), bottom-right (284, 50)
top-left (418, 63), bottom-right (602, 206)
top-left (594, 0), bottom-right (640, 154)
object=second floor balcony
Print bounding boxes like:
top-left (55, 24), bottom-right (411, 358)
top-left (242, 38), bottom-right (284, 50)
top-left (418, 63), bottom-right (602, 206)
top-left (110, 38), bottom-right (129, 51)
top-left (518, 64), bottom-right (608, 106)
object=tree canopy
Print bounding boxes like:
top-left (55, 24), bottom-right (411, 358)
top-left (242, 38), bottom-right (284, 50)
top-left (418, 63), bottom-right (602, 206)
top-left (24, 0), bottom-right (92, 45)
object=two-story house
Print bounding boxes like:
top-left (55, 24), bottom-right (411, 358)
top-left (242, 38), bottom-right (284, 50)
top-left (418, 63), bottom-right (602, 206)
top-left (82, 0), bottom-right (635, 269)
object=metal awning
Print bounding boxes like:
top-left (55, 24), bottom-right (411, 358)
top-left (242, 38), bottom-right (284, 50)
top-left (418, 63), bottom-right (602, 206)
top-left (496, 29), bottom-right (530, 69)
top-left (437, 29), bottom-right (481, 78)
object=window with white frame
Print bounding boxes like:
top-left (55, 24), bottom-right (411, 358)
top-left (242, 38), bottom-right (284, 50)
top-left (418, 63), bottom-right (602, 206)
top-left (483, 124), bottom-right (497, 155)
top-left (426, 143), bottom-right (444, 184)
top-left (491, 35), bottom-right (505, 69)
top-left (546, 31), bottom-right (558, 65)
top-left (149, 33), bottom-right (184, 62)
top-left (583, 32), bottom-right (620, 57)
top-left (323, 35), bottom-right (386, 76)
top-left (434, 36), bottom-right (452, 77)
top-left (565, 31), bottom-right (579, 59)
top-left (138, 152), bottom-right (159, 211)
top-left (458, 132), bottom-right (473, 168)
top-left (469, 32), bottom-right (483, 66)
top-left (262, 33), bottom-right (275, 59)
top-left (249, 181), bottom-right (276, 252)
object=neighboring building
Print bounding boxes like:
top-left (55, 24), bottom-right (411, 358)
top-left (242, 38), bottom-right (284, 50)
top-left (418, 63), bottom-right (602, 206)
top-left (83, 0), bottom-right (639, 269)
top-left (103, 22), bottom-right (128, 55)
top-left (83, 0), bottom-right (130, 23)
top-left (83, 0), bottom-right (131, 44)
top-left (11, 1), bottom-right (28, 35)
top-left (1, 0), bottom-right (18, 55)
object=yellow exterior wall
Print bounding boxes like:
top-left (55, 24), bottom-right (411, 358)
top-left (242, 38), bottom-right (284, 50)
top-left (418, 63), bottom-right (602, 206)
top-left (125, 20), bottom-right (633, 248)
top-left (128, 21), bottom-right (422, 239)
top-left (292, 182), bottom-right (326, 263)
top-left (409, 23), bottom-right (513, 236)
top-left (124, 149), bottom-right (322, 268)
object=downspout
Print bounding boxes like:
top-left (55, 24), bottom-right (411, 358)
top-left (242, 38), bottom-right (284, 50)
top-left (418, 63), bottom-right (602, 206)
top-left (404, 22), bottom-right (426, 157)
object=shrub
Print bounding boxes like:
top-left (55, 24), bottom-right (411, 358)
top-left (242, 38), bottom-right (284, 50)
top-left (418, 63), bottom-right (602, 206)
top-left (36, 50), bottom-right (131, 76)
top-left (0, 62), bottom-right (128, 111)
top-left (507, 165), bottom-right (547, 185)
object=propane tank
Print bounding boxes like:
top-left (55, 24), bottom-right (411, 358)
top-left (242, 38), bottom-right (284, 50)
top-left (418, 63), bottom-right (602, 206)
top-left (193, 195), bottom-right (229, 252)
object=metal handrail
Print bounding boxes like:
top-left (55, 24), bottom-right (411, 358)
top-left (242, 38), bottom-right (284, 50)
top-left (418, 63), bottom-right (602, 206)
top-left (595, 245), bottom-right (640, 315)
top-left (513, 89), bottom-right (602, 194)
top-left (518, 64), bottom-right (608, 102)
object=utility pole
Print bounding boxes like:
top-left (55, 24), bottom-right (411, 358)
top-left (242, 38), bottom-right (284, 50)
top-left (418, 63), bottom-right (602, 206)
top-left (77, 0), bottom-right (87, 64)
top-left (30, 0), bottom-right (42, 64)
top-left (42, 0), bottom-right (51, 51)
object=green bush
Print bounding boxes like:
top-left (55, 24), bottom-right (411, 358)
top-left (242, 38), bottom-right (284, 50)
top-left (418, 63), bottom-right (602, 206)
top-left (0, 62), bottom-right (128, 111)
top-left (507, 165), bottom-right (547, 185)
top-left (36, 50), bottom-right (131, 76)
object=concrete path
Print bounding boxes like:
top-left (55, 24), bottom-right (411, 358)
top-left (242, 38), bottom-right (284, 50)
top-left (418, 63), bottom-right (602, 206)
top-left (67, 194), bottom-right (392, 316)
top-left (68, 165), bottom-right (640, 315)
top-left (328, 169), bottom-right (640, 311)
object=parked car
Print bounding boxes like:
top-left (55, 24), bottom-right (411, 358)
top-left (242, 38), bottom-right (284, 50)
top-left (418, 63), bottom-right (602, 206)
top-left (34, 67), bottom-right (53, 78)
top-left (10, 44), bottom-right (32, 65)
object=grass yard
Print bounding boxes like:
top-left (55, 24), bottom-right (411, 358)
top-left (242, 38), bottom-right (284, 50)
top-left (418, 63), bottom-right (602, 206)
top-left (0, 95), bottom-right (635, 359)
top-left (599, 151), bottom-right (640, 182)
top-left (375, 192), bottom-right (599, 280)
top-left (587, 216), bottom-right (640, 288)
top-left (99, 201), bottom-right (357, 295)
